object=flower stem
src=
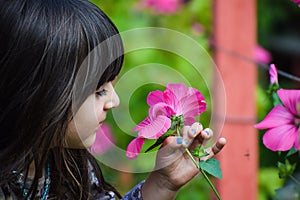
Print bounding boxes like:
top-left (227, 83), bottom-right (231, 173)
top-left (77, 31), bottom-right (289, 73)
top-left (184, 148), bottom-right (199, 169)
top-left (185, 148), bottom-right (222, 200)
top-left (176, 125), bottom-right (222, 200)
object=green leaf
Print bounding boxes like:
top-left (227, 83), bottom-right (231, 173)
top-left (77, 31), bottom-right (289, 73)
top-left (199, 158), bottom-right (222, 179)
top-left (272, 92), bottom-right (282, 106)
top-left (277, 159), bottom-right (296, 179)
top-left (192, 146), bottom-right (209, 158)
top-left (267, 83), bottom-right (282, 106)
top-left (286, 147), bottom-right (298, 157)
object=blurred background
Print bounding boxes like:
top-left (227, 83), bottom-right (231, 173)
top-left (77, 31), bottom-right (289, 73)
top-left (89, 0), bottom-right (300, 199)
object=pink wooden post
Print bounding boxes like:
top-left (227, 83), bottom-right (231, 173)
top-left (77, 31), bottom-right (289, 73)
top-left (213, 0), bottom-right (258, 199)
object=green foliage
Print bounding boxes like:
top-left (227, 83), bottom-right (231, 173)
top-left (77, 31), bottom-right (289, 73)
top-left (258, 168), bottom-right (284, 200)
top-left (267, 83), bottom-right (282, 106)
top-left (199, 158), bottom-right (222, 179)
top-left (278, 159), bottom-right (296, 179)
top-left (257, 0), bottom-right (300, 47)
top-left (176, 176), bottom-right (211, 200)
top-left (176, 177), bottom-right (211, 199)
top-left (287, 148), bottom-right (298, 157)
top-left (192, 145), bottom-right (209, 158)
top-left (273, 155), bottom-right (300, 200)
top-left (256, 85), bottom-right (272, 122)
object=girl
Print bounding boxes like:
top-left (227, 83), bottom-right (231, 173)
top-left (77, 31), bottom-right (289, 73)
top-left (0, 0), bottom-right (226, 199)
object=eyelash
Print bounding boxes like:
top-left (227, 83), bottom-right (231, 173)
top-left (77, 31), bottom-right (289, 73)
top-left (96, 89), bottom-right (108, 96)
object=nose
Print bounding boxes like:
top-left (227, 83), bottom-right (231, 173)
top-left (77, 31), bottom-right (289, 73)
top-left (104, 83), bottom-right (120, 110)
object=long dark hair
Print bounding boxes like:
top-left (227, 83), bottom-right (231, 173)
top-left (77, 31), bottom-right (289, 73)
top-left (0, 0), bottom-right (123, 199)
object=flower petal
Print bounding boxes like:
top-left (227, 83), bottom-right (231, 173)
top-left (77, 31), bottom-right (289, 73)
top-left (133, 117), bottom-right (151, 132)
top-left (184, 117), bottom-right (196, 125)
top-left (254, 45), bottom-right (272, 64)
top-left (254, 105), bottom-right (294, 129)
top-left (137, 115), bottom-right (171, 139)
top-left (180, 88), bottom-right (206, 117)
top-left (269, 64), bottom-right (278, 84)
top-left (147, 90), bottom-right (164, 106)
top-left (163, 88), bottom-right (179, 112)
top-left (187, 100), bottom-right (206, 117)
top-left (291, 0), bottom-right (300, 7)
top-left (91, 124), bottom-right (114, 154)
top-left (166, 83), bottom-right (188, 100)
top-left (126, 137), bottom-right (145, 159)
top-left (141, 0), bottom-right (182, 14)
top-left (163, 83), bottom-right (189, 112)
top-left (263, 125), bottom-right (298, 151)
top-left (294, 128), bottom-right (300, 150)
top-left (149, 102), bottom-right (175, 119)
top-left (277, 89), bottom-right (300, 116)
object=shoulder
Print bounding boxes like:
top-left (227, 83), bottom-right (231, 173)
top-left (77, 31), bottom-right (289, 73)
top-left (87, 162), bottom-right (118, 200)
top-left (121, 180), bottom-right (145, 200)
top-left (88, 161), bottom-right (100, 186)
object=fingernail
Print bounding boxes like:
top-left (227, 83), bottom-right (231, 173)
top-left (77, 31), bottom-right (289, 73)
top-left (204, 129), bottom-right (210, 136)
top-left (191, 129), bottom-right (197, 135)
top-left (184, 140), bottom-right (189, 146)
top-left (176, 138), bottom-right (183, 144)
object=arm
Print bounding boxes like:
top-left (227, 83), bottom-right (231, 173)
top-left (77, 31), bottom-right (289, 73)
top-left (141, 171), bottom-right (178, 200)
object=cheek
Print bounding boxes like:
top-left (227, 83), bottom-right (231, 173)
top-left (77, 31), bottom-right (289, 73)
top-left (75, 105), bottom-right (98, 135)
top-left (65, 96), bottom-right (104, 148)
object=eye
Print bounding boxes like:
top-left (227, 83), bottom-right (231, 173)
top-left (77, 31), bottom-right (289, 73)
top-left (96, 89), bottom-right (108, 96)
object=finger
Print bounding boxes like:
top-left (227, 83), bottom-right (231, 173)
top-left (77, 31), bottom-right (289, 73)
top-left (180, 126), bottom-right (191, 148)
top-left (212, 137), bottom-right (226, 155)
top-left (201, 137), bottom-right (226, 161)
top-left (181, 123), bottom-right (203, 149)
top-left (161, 136), bottom-right (185, 152)
top-left (201, 128), bottom-right (213, 140)
top-left (187, 122), bottom-right (203, 139)
top-left (189, 127), bottom-right (212, 151)
top-left (197, 128), bottom-right (213, 145)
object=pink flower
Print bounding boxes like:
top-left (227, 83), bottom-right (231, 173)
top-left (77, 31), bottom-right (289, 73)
top-left (269, 64), bottom-right (278, 84)
top-left (291, 0), bottom-right (300, 7)
top-left (126, 83), bottom-right (206, 159)
top-left (140, 0), bottom-right (182, 14)
top-left (91, 124), bottom-right (114, 154)
top-left (254, 45), bottom-right (272, 64)
top-left (192, 22), bottom-right (205, 36)
top-left (255, 89), bottom-right (300, 151)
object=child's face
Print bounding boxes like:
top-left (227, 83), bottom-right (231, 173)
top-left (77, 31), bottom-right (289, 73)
top-left (66, 81), bottom-right (119, 149)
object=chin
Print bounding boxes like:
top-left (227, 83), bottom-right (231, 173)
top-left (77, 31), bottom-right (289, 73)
top-left (82, 133), bottom-right (97, 148)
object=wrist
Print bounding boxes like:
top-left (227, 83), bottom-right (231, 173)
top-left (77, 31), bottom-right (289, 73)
top-left (142, 171), bottom-right (179, 200)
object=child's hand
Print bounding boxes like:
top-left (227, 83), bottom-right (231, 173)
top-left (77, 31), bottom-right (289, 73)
top-left (142, 122), bottom-right (226, 200)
